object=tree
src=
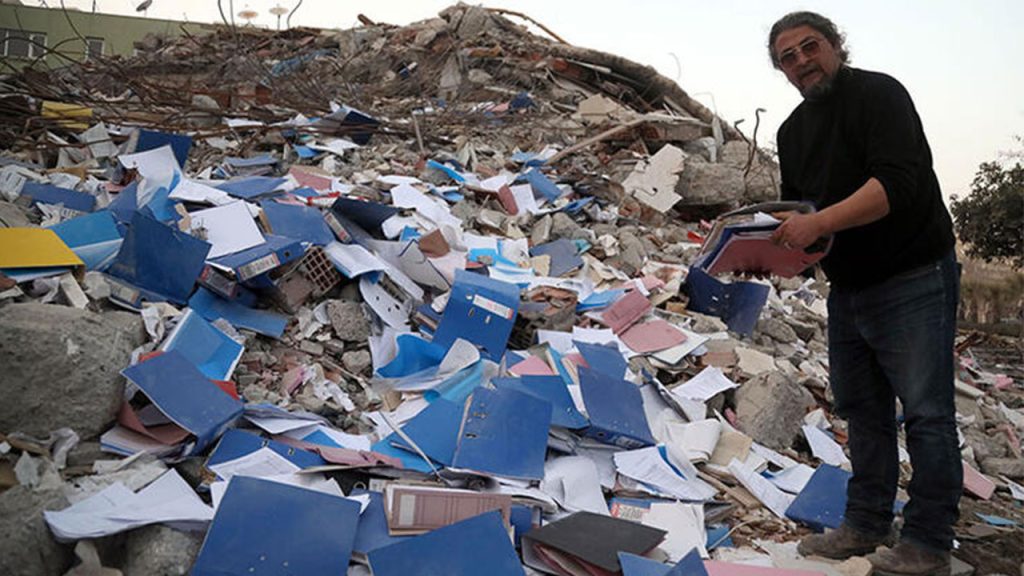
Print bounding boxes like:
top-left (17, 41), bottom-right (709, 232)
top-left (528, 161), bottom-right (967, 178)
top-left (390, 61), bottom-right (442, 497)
top-left (950, 158), bottom-right (1023, 268)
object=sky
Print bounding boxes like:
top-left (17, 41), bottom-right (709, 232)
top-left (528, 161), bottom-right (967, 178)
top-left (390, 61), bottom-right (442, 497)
top-left (51, 0), bottom-right (1024, 201)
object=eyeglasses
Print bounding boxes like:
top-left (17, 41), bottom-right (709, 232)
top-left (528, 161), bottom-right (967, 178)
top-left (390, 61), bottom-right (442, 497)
top-left (777, 37), bottom-right (822, 69)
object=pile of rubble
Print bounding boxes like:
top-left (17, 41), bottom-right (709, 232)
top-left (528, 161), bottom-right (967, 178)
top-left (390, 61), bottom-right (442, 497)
top-left (1, 5), bottom-right (1021, 576)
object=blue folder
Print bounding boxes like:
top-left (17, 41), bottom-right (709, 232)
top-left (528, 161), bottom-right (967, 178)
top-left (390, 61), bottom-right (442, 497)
top-left (578, 367), bottom-right (656, 449)
top-left (387, 397), bottom-right (463, 466)
top-left (160, 308), bottom-right (243, 381)
top-left (492, 375), bottom-right (588, 429)
top-left (106, 212), bottom-right (211, 305)
top-left (215, 176), bottom-right (287, 200)
top-left (208, 233), bottom-right (303, 283)
top-left (192, 476), bottom-right (361, 576)
top-left (785, 464), bottom-right (851, 532)
top-left (521, 168), bottom-right (563, 201)
top-left (260, 200), bottom-right (335, 246)
top-left (685, 266), bottom-right (769, 337)
top-left (121, 350), bottom-right (242, 456)
top-left (329, 197), bottom-right (399, 241)
top-left (619, 549), bottom-right (708, 576)
top-left (451, 387), bottom-right (552, 480)
top-left (206, 429), bottom-right (325, 471)
top-left (530, 239), bottom-right (583, 277)
top-left (351, 489), bottom-right (411, 556)
top-left (433, 269), bottom-right (520, 361)
top-left (48, 210), bottom-right (123, 271)
top-left (368, 510), bottom-right (525, 576)
top-left (575, 340), bottom-right (629, 380)
top-left (21, 181), bottom-right (96, 213)
top-left (135, 130), bottom-right (192, 168)
top-left (189, 287), bottom-right (288, 339)
top-left (376, 334), bottom-right (448, 379)
top-left (107, 182), bottom-right (139, 226)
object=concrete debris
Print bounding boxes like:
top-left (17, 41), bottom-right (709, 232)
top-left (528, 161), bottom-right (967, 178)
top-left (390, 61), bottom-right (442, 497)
top-left (0, 3), bottom-right (1019, 575)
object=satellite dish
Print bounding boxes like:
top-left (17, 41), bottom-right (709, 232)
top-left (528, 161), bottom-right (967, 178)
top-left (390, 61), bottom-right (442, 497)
top-left (269, 4), bottom-right (288, 30)
top-left (136, 0), bottom-right (152, 12)
top-left (237, 7), bottom-right (259, 25)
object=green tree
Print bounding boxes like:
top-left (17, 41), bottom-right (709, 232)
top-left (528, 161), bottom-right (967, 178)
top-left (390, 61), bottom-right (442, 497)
top-left (950, 159), bottom-right (1023, 268)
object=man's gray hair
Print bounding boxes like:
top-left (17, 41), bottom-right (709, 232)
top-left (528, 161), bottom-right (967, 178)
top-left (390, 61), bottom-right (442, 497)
top-left (768, 11), bottom-right (850, 68)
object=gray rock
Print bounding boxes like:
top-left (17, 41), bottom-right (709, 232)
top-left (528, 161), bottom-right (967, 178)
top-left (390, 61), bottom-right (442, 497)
top-left (0, 303), bottom-right (145, 439)
top-left (327, 300), bottom-right (370, 343)
top-left (549, 212), bottom-right (580, 240)
top-left (735, 372), bottom-right (817, 449)
top-left (342, 350), bottom-right (372, 375)
top-left (617, 231), bottom-right (647, 275)
top-left (758, 317), bottom-right (799, 344)
top-left (784, 317), bottom-right (818, 342)
top-left (298, 340), bottom-right (324, 356)
top-left (676, 160), bottom-right (746, 206)
top-left (0, 200), bottom-right (32, 228)
top-left (0, 486), bottom-right (72, 576)
top-left (980, 456), bottom-right (1024, 479)
top-left (119, 525), bottom-right (202, 576)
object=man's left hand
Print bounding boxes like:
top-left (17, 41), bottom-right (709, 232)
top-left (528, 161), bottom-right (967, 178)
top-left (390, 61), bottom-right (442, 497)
top-left (771, 212), bottom-right (827, 250)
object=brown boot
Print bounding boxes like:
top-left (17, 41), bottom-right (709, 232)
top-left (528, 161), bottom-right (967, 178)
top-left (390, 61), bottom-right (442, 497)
top-left (797, 523), bottom-right (892, 560)
top-left (867, 542), bottom-right (950, 575)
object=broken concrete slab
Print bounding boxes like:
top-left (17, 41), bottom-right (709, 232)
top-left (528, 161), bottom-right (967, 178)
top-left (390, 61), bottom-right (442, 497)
top-left (0, 485), bottom-right (73, 576)
top-left (735, 371), bottom-right (817, 450)
top-left (327, 300), bottom-right (370, 343)
top-left (0, 303), bottom-right (145, 439)
top-left (676, 159), bottom-right (746, 206)
top-left (118, 525), bottom-right (203, 576)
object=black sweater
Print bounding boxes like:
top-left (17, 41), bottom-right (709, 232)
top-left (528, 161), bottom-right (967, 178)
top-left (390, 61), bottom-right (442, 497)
top-left (777, 66), bottom-right (955, 288)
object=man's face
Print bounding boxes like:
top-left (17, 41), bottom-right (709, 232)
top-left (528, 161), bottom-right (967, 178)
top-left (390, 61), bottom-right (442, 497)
top-left (773, 25), bottom-right (843, 99)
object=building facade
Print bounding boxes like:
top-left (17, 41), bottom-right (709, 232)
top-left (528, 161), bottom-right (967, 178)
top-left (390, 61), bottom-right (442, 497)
top-left (1, 2), bottom-right (207, 70)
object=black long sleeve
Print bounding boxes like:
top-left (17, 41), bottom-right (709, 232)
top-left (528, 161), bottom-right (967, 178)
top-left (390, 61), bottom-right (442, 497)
top-left (777, 66), bottom-right (955, 288)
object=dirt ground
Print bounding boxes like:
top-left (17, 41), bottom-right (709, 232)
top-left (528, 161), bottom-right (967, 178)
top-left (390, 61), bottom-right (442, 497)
top-left (955, 496), bottom-right (1024, 575)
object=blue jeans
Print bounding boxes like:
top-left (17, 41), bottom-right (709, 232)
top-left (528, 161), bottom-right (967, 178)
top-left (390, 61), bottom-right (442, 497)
top-left (827, 251), bottom-right (961, 551)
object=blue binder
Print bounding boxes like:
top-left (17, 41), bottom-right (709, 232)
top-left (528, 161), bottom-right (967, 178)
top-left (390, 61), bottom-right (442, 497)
top-left (578, 367), bottom-right (656, 449)
top-left (260, 200), bottom-right (335, 246)
top-left (433, 269), bottom-right (520, 361)
top-left (785, 464), bottom-right (851, 532)
top-left (160, 308), bottom-right (243, 381)
top-left (619, 549), bottom-right (708, 576)
top-left (106, 212), bottom-right (211, 305)
top-left (121, 351), bottom-right (242, 456)
top-left (351, 489), bottom-right (410, 556)
top-left (575, 341), bottom-right (629, 380)
top-left (329, 197), bottom-right (399, 241)
top-left (48, 210), bottom-right (123, 271)
top-left (387, 397), bottom-right (463, 466)
top-left (521, 168), bottom-right (563, 201)
top-left (21, 181), bottom-right (96, 213)
top-left (188, 287), bottom-right (288, 339)
top-left (135, 130), bottom-right (192, 168)
top-left (208, 233), bottom-right (303, 283)
top-left (530, 239), bottom-right (583, 277)
top-left (685, 266), bottom-right (769, 337)
top-left (368, 510), bottom-right (525, 576)
top-left (206, 429), bottom-right (325, 471)
top-left (192, 476), bottom-right (361, 576)
top-left (451, 387), bottom-right (552, 480)
top-left (215, 176), bottom-right (287, 200)
top-left (492, 375), bottom-right (588, 429)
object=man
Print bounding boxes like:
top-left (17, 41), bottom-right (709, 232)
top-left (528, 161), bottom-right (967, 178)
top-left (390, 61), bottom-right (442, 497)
top-left (767, 11), bottom-right (961, 576)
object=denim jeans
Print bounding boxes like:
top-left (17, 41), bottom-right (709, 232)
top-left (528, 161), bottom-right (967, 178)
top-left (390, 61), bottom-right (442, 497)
top-left (827, 250), bottom-right (961, 552)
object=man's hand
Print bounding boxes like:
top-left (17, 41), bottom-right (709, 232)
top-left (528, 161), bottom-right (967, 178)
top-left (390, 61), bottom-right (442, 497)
top-left (771, 211), bottom-right (827, 250)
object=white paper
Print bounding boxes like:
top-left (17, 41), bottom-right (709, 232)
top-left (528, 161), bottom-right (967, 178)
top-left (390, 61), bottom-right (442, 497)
top-left (509, 183), bottom-right (540, 215)
top-left (210, 472), bottom-right (349, 510)
top-left (652, 328), bottom-right (710, 365)
top-left (802, 425), bottom-right (850, 467)
top-left (245, 415), bottom-right (319, 435)
top-left (324, 241), bottom-right (388, 278)
top-left (308, 138), bottom-right (360, 156)
top-left (750, 442), bottom-right (800, 470)
top-left (537, 330), bottom-right (574, 355)
top-left (170, 178), bottom-right (236, 207)
top-left (539, 456), bottom-right (609, 515)
top-left (645, 502), bottom-right (707, 560)
top-left (664, 419), bottom-right (722, 463)
top-left (768, 463), bottom-right (816, 494)
top-left (614, 446), bottom-right (717, 501)
top-left (208, 446), bottom-right (301, 481)
top-left (43, 469), bottom-right (212, 542)
top-left (118, 145), bottom-right (180, 182)
top-left (189, 201), bottom-right (265, 258)
top-left (728, 458), bottom-right (795, 519)
top-left (291, 424), bottom-right (373, 452)
top-left (672, 366), bottom-right (738, 402)
top-left (1003, 476), bottom-right (1024, 501)
top-left (391, 183), bottom-right (461, 229)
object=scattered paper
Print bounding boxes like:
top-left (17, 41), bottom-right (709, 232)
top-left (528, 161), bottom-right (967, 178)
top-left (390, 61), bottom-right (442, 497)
top-left (728, 458), bottom-right (795, 519)
top-left (673, 366), bottom-right (738, 402)
top-left (802, 425), bottom-right (849, 467)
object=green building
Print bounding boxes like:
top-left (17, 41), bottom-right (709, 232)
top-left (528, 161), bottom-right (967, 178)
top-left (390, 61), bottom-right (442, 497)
top-left (0, 2), bottom-right (208, 70)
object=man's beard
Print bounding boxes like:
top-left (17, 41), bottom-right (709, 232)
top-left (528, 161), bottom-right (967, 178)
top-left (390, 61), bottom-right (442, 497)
top-left (801, 70), bottom-right (838, 101)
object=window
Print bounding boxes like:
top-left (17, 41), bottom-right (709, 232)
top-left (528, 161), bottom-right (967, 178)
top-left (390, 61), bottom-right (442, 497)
top-left (85, 37), bottom-right (104, 60)
top-left (1, 29), bottom-right (47, 59)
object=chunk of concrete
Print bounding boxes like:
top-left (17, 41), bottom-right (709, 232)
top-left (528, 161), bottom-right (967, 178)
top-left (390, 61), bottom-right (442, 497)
top-left (0, 485), bottom-right (73, 576)
top-left (119, 525), bottom-right (202, 576)
top-left (676, 159), bottom-right (746, 206)
top-left (980, 456), bottom-right (1024, 479)
top-left (0, 303), bottom-right (145, 439)
top-left (735, 372), bottom-right (817, 450)
top-left (327, 300), bottom-right (370, 343)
